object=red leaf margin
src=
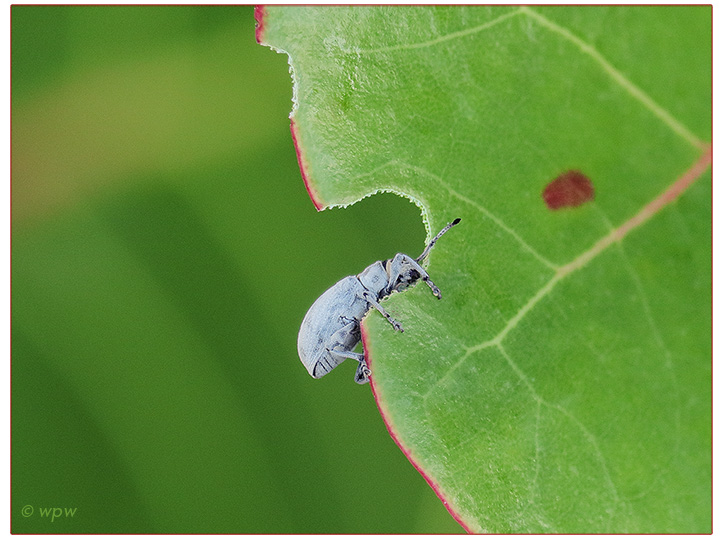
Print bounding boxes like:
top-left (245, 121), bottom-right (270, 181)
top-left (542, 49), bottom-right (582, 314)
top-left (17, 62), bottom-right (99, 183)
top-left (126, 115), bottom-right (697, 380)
top-left (361, 324), bottom-right (472, 533)
top-left (253, 5), bottom-right (266, 44)
top-left (291, 119), bottom-right (324, 211)
top-left (256, 5), bottom-right (326, 211)
top-left (257, 4), bottom-right (476, 528)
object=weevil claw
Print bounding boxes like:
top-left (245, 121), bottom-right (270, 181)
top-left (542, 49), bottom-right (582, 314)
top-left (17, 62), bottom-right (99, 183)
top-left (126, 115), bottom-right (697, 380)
top-left (424, 277), bottom-right (442, 298)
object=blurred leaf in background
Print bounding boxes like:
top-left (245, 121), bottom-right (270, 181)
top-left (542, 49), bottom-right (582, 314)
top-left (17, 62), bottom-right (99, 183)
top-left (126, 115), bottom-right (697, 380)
top-left (11, 5), bottom-right (462, 533)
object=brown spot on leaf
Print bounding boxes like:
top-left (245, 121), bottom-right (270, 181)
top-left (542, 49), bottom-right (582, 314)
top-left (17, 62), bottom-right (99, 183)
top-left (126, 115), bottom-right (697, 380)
top-left (543, 170), bottom-right (595, 210)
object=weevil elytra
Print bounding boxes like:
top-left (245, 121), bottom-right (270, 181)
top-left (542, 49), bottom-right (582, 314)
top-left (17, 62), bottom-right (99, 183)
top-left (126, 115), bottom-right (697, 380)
top-left (297, 218), bottom-right (461, 384)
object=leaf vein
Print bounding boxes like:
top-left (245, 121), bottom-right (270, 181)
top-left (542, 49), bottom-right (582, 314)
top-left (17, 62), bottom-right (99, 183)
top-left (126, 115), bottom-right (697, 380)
top-left (349, 8), bottom-right (524, 54)
top-left (496, 345), bottom-right (623, 509)
top-left (424, 147), bottom-right (710, 396)
top-left (393, 161), bottom-right (559, 270)
top-left (520, 6), bottom-right (706, 150)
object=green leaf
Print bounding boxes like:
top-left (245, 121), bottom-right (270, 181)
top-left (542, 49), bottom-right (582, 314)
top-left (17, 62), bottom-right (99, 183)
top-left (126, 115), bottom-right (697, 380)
top-left (259, 5), bottom-right (711, 533)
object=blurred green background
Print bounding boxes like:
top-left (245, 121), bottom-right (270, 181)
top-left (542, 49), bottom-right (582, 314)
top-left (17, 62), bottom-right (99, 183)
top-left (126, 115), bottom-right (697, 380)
top-left (11, 5), bottom-right (463, 533)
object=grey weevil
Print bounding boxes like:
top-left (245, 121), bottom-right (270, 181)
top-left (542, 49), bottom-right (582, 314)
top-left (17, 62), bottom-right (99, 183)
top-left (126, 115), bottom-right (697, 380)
top-left (297, 218), bottom-right (461, 385)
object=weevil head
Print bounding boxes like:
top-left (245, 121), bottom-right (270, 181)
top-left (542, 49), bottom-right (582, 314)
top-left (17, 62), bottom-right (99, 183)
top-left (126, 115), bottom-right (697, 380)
top-left (385, 259), bottom-right (423, 294)
top-left (372, 219), bottom-right (461, 298)
top-left (390, 218), bottom-right (460, 297)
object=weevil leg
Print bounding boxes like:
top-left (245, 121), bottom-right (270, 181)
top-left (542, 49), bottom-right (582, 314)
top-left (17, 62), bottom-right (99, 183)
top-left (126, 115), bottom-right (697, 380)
top-left (328, 319), bottom-right (361, 346)
top-left (422, 276), bottom-right (442, 299)
top-left (363, 291), bottom-right (404, 332)
top-left (354, 361), bottom-right (371, 385)
top-left (326, 348), bottom-right (364, 362)
top-left (325, 348), bottom-right (370, 385)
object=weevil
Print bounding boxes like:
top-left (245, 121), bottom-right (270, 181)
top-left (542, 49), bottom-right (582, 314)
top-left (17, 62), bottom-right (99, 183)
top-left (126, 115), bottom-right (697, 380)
top-left (297, 218), bottom-right (461, 385)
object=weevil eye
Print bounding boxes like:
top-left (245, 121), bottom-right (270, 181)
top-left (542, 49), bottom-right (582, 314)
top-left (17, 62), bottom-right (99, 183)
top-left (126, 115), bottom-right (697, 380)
top-left (394, 269), bottom-right (421, 292)
top-left (395, 279), bottom-right (410, 292)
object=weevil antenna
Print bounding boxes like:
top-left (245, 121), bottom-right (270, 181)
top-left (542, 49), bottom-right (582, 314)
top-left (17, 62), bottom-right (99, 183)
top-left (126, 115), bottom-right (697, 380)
top-left (416, 218), bottom-right (461, 263)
